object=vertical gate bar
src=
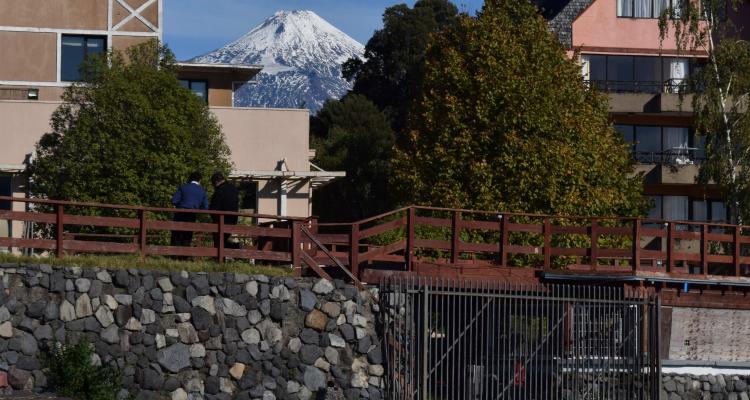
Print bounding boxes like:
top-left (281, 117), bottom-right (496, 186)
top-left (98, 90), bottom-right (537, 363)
top-left (218, 214), bottom-right (225, 264)
top-left (656, 296), bottom-right (662, 400)
top-left (422, 280), bottom-right (429, 400)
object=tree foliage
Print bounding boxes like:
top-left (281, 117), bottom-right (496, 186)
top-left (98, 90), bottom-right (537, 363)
top-left (659, 0), bottom-right (750, 223)
top-left (342, 0), bottom-right (459, 134)
top-left (391, 0), bottom-right (647, 216)
top-left (27, 40), bottom-right (231, 209)
top-left (311, 94), bottom-right (395, 221)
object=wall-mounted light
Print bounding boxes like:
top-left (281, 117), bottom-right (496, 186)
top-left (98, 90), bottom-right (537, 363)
top-left (27, 89), bottom-right (39, 100)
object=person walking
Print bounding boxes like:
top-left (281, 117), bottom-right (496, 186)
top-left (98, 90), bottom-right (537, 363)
top-left (170, 171), bottom-right (208, 247)
top-left (209, 172), bottom-right (240, 249)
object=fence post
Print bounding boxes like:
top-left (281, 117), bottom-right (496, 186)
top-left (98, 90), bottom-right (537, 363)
top-left (666, 222), bottom-right (674, 273)
top-left (217, 214), bottom-right (225, 265)
top-left (406, 208), bottom-right (415, 271)
top-left (734, 225), bottom-right (741, 277)
top-left (138, 209), bottom-right (147, 261)
top-left (590, 218), bottom-right (598, 270)
top-left (451, 211), bottom-right (461, 266)
top-left (543, 217), bottom-right (551, 271)
top-left (291, 221), bottom-right (301, 276)
top-left (350, 223), bottom-right (360, 279)
top-left (499, 214), bottom-right (508, 267)
top-left (701, 224), bottom-right (708, 276)
top-left (55, 204), bottom-right (64, 259)
top-left (632, 218), bottom-right (641, 272)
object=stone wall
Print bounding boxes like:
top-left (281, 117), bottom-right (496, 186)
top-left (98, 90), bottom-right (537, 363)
top-left (0, 263), bottom-right (384, 400)
top-left (662, 373), bottom-right (750, 400)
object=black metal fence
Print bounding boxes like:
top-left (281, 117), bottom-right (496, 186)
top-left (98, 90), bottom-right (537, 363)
top-left (379, 278), bottom-right (661, 400)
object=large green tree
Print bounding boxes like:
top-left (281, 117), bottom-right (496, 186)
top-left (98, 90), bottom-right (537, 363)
top-left (311, 94), bottom-right (395, 221)
top-left (659, 1), bottom-right (750, 224)
top-left (27, 40), bottom-right (231, 209)
top-left (342, 0), bottom-right (459, 134)
top-left (391, 0), bottom-right (646, 216)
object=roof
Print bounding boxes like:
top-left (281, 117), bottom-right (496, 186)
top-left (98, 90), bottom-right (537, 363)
top-left (176, 62), bottom-right (263, 82)
top-left (533, 0), bottom-right (596, 48)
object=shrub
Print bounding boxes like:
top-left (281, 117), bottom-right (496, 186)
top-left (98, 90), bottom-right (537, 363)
top-left (42, 339), bottom-right (122, 400)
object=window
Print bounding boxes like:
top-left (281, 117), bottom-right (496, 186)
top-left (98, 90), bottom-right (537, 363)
top-left (179, 80), bottom-right (208, 103)
top-left (584, 55), bottom-right (691, 93)
top-left (617, 0), bottom-right (682, 18)
top-left (615, 124), bottom-right (704, 164)
top-left (647, 195), bottom-right (726, 222)
top-left (61, 35), bottom-right (106, 82)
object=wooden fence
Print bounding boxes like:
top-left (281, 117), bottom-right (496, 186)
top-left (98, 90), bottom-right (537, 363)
top-left (2, 197), bottom-right (750, 284)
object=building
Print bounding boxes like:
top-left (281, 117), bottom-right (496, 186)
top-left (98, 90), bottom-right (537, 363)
top-left (541, 0), bottom-right (750, 223)
top-left (0, 0), bottom-right (342, 238)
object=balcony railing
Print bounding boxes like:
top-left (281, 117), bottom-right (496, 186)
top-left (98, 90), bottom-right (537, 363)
top-left (632, 148), bottom-right (705, 165)
top-left (585, 79), bottom-right (688, 94)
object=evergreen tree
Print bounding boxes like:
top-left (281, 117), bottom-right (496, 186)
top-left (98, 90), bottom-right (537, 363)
top-left (28, 40), bottom-right (231, 210)
top-left (391, 0), bottom-right (647, 216)
top-left (342, 0), bottom-right (459, 134)
top-left (311, 95), bottom-right (395, 221)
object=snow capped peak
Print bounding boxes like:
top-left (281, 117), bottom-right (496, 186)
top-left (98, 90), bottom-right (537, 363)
top-left (188, 10), bottom-right (364, 112)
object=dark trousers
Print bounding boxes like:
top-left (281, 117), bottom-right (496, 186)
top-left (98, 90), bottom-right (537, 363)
top-left (170, 212), bottom-right (196, 247)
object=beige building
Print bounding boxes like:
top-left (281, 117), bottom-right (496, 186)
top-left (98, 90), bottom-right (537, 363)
top-left (0, 0), bottom-right (342, 238)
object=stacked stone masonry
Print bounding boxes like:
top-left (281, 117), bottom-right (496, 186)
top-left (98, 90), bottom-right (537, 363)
top-left (662, 373), bottom-right (750, 400)
top-left (0, 263), bottom-right (384, 400)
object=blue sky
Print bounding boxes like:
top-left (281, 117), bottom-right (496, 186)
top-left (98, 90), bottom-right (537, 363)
top-left (163, 0), bottom-right (484, 61)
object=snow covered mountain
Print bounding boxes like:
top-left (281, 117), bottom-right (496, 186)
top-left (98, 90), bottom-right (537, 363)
top-left (189, 10), bottom-right (364, 113)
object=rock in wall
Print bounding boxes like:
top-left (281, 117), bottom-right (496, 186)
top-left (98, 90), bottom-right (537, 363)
top-left (0, 263), bottom-right (384, 400)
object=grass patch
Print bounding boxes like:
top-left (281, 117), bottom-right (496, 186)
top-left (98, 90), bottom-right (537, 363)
top-left (0, 252), bottom-right (291, 276)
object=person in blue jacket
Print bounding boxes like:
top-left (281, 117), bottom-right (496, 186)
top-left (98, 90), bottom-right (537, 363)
top-left (170, 171), bottom-right (208, 247)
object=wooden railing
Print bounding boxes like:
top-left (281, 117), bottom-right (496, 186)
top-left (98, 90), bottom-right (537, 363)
top-left (3, 197), bottom-right (750, 284)
top-left (313, 206), bottom-right (750, 282)
top-left (0, 196), bottom-right (306, 267)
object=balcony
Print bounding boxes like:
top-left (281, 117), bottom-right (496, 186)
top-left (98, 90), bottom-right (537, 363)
top-left (631, 150), bottom-right (703, 184)
top-left (585, 79), bottom-right (694, 114)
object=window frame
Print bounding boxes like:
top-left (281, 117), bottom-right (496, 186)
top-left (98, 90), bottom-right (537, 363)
top-left (179, 79), bottom-right (209, 104)
top-left (60, 34), bottom-right (107, 82)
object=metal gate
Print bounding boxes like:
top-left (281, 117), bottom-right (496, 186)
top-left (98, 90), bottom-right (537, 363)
top-left (379, 278), bottom-right (661, 400)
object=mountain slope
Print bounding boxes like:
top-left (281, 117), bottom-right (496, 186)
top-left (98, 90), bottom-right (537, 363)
top-left (189, 10), bottom-right (364, 112)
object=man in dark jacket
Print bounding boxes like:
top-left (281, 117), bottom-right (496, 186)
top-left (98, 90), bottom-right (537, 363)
top-left (170, 171), bottom-right (208, 247)
top-left (209, 172), bottom-right (240, 248)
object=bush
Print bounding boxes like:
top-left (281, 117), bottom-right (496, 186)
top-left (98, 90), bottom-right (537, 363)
top-left (42, 339), bottom-right (122, 400)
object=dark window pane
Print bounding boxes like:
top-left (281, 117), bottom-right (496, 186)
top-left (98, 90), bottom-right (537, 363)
top-left (190, 81), bottom-right (208, 103)
top-left (607, 56), bottom-right (634, 91)
top-left (647, 196), bottom-right (662, 219)
top-left (588, 55), bottom-right (606, 83)
top-left (615, 125), bottom-right (634, 144)
top-left (634, 56), bottom-right (661, 92)
top-left (692, 200), bottom-right (707, 221)
top-left (178, 80), bottom-right (190, 89)
top-left (711, 201), bottom-right (726, 222)
top-left (635, 126), bottom-right (661, 155)
top-left (664, 196), bottom-right (688, 221)
top-left (61, 35), bottom-right (106, 82)
top-left (61, 36), bottom-right (86, 81)
top-left (0, 176), bottom-right (10, 211)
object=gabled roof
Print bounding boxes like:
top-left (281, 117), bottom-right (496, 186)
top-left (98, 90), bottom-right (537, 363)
top-left (534, 0), bottom-right (596, 48)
